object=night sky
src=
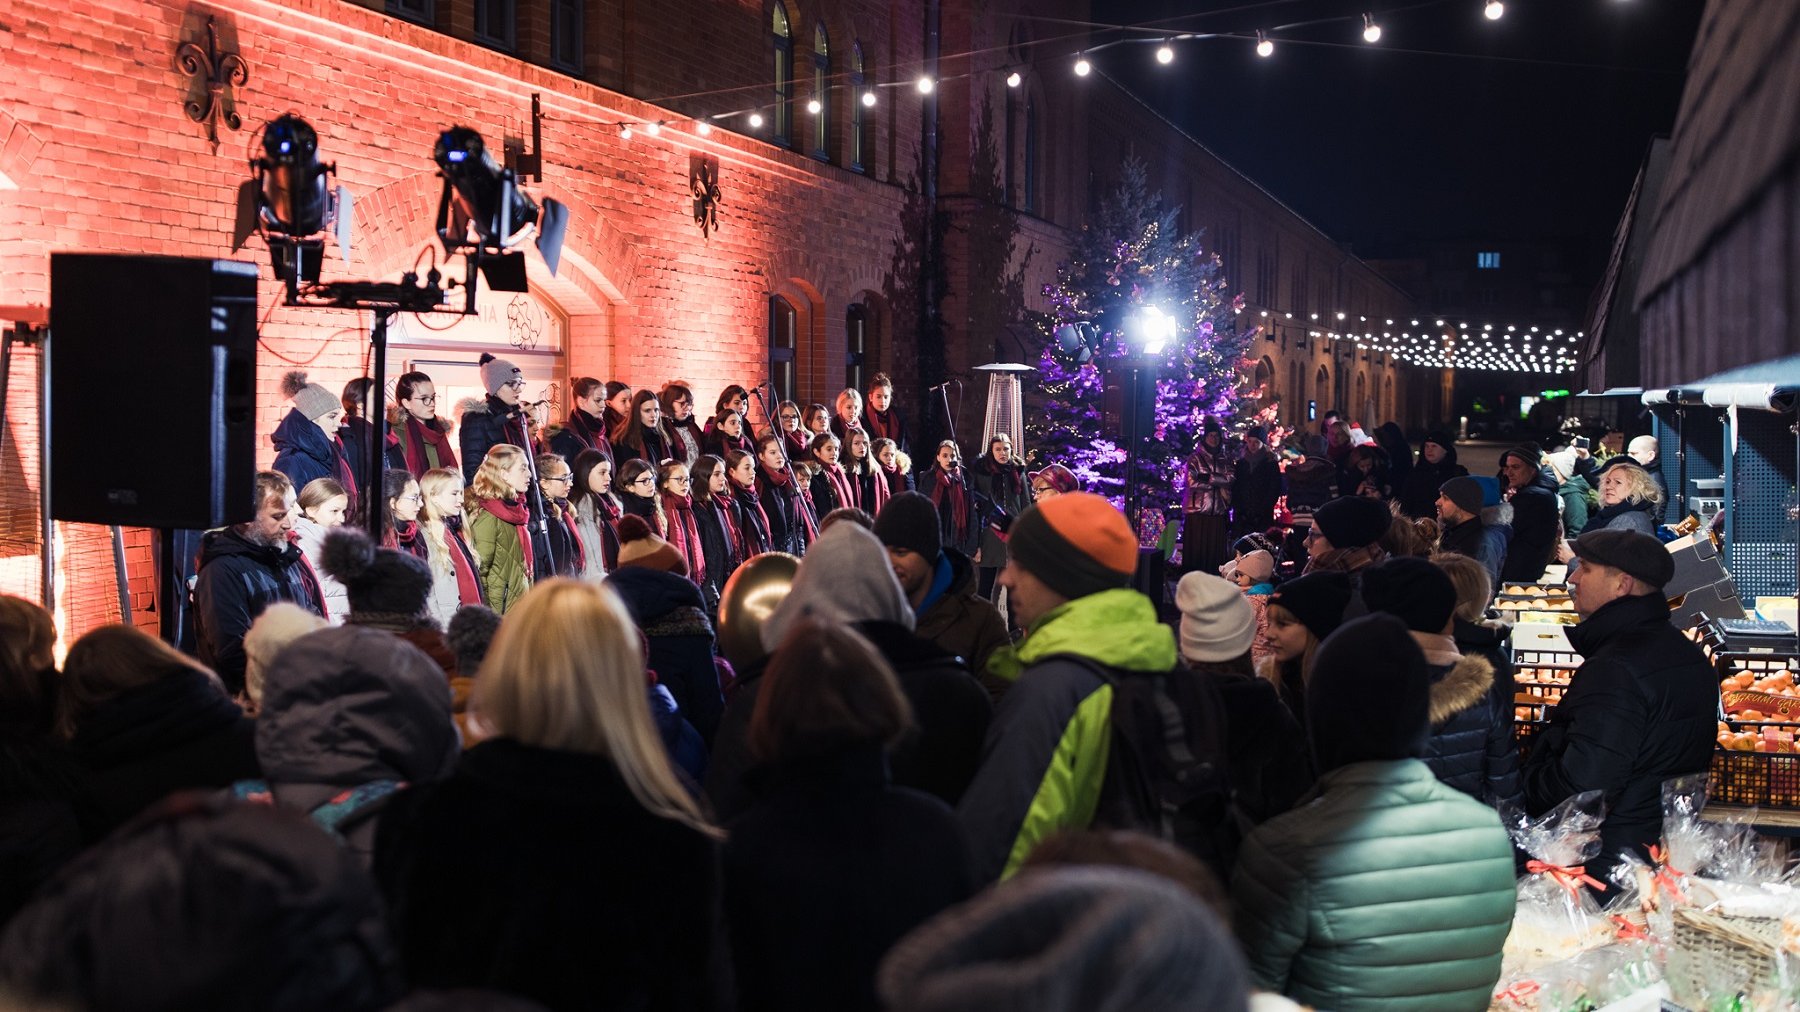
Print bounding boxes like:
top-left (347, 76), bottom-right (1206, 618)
top-left (1083, 0), bottom-right (1703, 264)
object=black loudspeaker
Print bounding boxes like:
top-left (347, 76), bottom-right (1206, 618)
top-left (50, 254), bottom-right (259, 528)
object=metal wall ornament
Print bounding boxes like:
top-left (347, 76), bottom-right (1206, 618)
top-left (177, 16), bottom-right (249, 151)
top-left (691, 159), bottom-right (723, 239)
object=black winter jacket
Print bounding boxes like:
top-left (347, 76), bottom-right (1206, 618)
top-left (724, 744), bottom-right (974, 1012)
top-left (607, 567), bottom-right (726, 744)
top-left (0, 729), bottom-right (83, 930)
top-left (758, 474), bottom-right (813, 557)
top-left (692, 496), bottom-right (740, 610)
top-left (192, 528), bottom-right (323, 693)
top-left (68, 668), bottom-right (261, 840)
top-left (1206, 666), bottom-right (1313, 825)
top-left (338, 415), bottom-right (406, 489)
top-left (1522, 594), bottom-right (1716, 867)
top-left (1501, 472), bottom-right (1561, 583)
top-left (1421, 652), bottom-right (1522, 810)
top-left (546, 408), bottom-right (611, 467)
top-left (457, 395), bottom-right (532, 485)
top-left (374, 738), bottom-right (730, 1011)
top-left (1399, 448), bottom-right (1470, 519)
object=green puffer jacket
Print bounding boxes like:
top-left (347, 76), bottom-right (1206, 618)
top-left (468, 501), bottom-right (531, 615)
top-left (1232, 759), bottom-right (1516, 1012)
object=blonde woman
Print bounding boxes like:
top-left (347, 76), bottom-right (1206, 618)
top-left (1555, 460), bottom-right (1664, 562)
top-left (420, 467), bottom-right (484, 626)
top-left (465, 445), bottom-right (533, 614)
top-left (293, 477), bottom-right (351, 624)
top-left (379, 579), bottom-right (725, 1008)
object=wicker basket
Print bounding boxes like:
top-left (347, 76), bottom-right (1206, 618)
top-left (1667, 905), bottom-right (1780, 1005)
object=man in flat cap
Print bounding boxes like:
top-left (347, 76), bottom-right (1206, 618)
top-left (1521, 529), bottom-right (1716, 875)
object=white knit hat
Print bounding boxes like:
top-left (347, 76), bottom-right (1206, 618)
top-left (1174, 571), bottom-right (1256, 663)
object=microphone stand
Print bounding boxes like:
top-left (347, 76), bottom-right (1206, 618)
top-left (748, 383), bottom-right (819, 544)
top-left (931, 380), bottom-right (960, 447)
top-left (513, 401), bottom-right (557, 576)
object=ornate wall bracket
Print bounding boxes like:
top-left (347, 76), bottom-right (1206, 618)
top-left (176, 16), bottom-right (249, 152)
top-left (690, 157), bottom-right (723, 239)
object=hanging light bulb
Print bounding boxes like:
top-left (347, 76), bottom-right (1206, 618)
top-left (1484, 0), bottom-right (1504, 19)
top-left (1074, 56), bottom-right (1092, 76)
top-left (644, 121), bottom-right (661, 137)
top-left (1362, 13), bottom-right (1381, 42)
top-left (1156, 42), bottom-right (1174, 64)
top-left (696, 121), bottom-right (713, 136)
top-left (618, 123), bottom-right (633, 140)
top-left (806, 98), bottom-right (822, 115)
top-left (1005, 71), bottom-right (1022, 88)
top-left (916, 75), bottom-right (934, 93)
top-left (1255, 31), bottom-right (1274, 58)
top-left (861, 89), bottom-right (877, 107)
top-left (747, 112), bottom-right (764, 129)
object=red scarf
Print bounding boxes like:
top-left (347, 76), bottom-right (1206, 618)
top-left (550, 498), bottom-right (588, 575)
top-left (863, 407), bottom-right (902, 444)
top-left (782, 428), bottom-right (811, 458)
top-left (760, 464), bottom-right (819, 541)
top-left (399, 415), bottom-right (458, 478)
top-left (479, 496), bottom-right (534, 574)
top-left (705, 495), bottom-right (744, 567)
top-left (860, 461), bottom-right (892, 515)
top-left (930, 466), bottom-right (970, 544)
top-left (566, 409), bottom-right (610, 455)
top-left (661, 491), bottom-right (705, 585)
top-left (821, 462), bottom-right (857, 512)
top-left (733, 483), bottom-right (772, 554)
top-left (331, 436), bottom-right (359, 506)
top-left (386, 518), bottom-right (428, 560)
top-left (443, 516), bottom-right (485, 605)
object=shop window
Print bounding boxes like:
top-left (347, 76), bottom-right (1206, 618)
top-left (769, 295), bottom-right (798, 403)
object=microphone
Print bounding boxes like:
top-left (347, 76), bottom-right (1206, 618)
top-left (926, 381), bottom-right (951, 392)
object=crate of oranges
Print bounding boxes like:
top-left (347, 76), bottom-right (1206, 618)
top-left (1712, 667), bottom-right (1800, 808)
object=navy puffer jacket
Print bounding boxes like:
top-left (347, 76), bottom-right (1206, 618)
top-left (1421, 653), bottom-right (1521, 810)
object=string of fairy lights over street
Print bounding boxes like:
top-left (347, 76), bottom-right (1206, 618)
top-left (1238, 305), bottom-right (1582, 372)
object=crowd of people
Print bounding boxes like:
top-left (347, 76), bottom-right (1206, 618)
top-left (0, 374), bottom-right (1720, 1012)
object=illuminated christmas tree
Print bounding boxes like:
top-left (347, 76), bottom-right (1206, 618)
top-left (1026, 157), bottom-right (1251, 531)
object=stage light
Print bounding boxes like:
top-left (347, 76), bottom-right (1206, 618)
top-left (1484, 0), bottom-right (1504, 19)
top-left (1006, 71), bottom-right (1022, 88)
top-left (1132, 305), bottom-right (1176, 356)
top-left (432, 126), bottom-right (567, 288)
top-left (916, 75), bottom-right (934, 93)
top-left (1054, 322), bottom-right (1095, 364)
top-left (861, 89), bottom-right (877, 107)
top-left (1363, 14), bottom-right (1382, 42)
top-left (1073, 56), bottom-right (1091, 76)
top-left (1156, 43), bottom-right (1174, 64)
top-left (1256, 32), bottom-right (1274, 58)
top-left (257, 114), bottom-right (330, 237)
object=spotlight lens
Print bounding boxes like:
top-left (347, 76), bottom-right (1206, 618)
top-left (1074, 58), bottom-right (1091, 76)
top-left (1256, 39), bottom-right (1274, 57)
top-left (1156, 45), bottom-right (1174, 64)
top-left (1006, 71), bottom-right (1022, 88)
top-left (1485, 0), bottom-right (1504, 18)
top-left (861, 89), bottom-right (877, 107)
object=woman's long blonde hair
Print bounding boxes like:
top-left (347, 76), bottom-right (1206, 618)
top-left (473, 579), bottom-right (719, 838)
top-left (466, 444), bottom-right (525, 513)
top-left (419, 467), bottom-right (468, 577)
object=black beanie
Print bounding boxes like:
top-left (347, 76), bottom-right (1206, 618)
top-left (320, 528), bottom-right (433, 618)
top-left (1361, 556), bottom-right (1457, 633)
top-left (874, 491), bottom-right (943, 559)
top-left (1307, 614), bottom-right (1432, 774)
top-left (1267, 571), bottom-right (1353, 642)
top-left (1312, 495), bottom-right (1392, 550)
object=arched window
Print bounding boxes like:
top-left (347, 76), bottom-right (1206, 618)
top-left (845, 304), bottom-right (868, 393)
top-left (811, 25), bottom-right (831, 160)
top-left (1023, 92), bottom-right (1039, 214)
top-left (849, 42), bottom-right (868, 173)
top-left (1315, 365), bottom-right (1330, 414)
top-left (769, 295), bottom-right (798, 403)
top-left (1254, 357), bottom-right (1275, 409)
top-left (771, 4), bottom-right (794, 146)
top-left (1356, 372), bottom-right (1367, 424)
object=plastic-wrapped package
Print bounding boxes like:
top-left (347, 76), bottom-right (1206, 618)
top-left (1501, 792), bottom-right (1613, 972)
top-left (1662, 774), bottom-right (1717, 880)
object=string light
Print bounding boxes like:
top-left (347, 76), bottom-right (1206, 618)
top-left (1156, 42), bottom-right (1175, 64)
top-left (1255, 31), bottom-right (1274, 58)
top-left (1484, 0), bottom-right (1505, 19)
top-left (618, 123), bottom-right (632, 140)
top-left (1362, 14), bottom-right (1382, 43)
top-left (644, 121), bottom-right (661, 136)
top-left (1006, 71), bottom-right (1022, 88)
top-left (1074, 56), bottom-right (1093, 76)
top-left (806, 98), bottom-right (822, 115)
top-left (916, 75), bottom-right (934, 93)
top-left (861, 89), bottom-right (877, 107)
top-left (696, 121), bottom-right (713, 136)
top-left (747, 112), bottom-right (764, 129)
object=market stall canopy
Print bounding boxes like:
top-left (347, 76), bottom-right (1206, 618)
top-left (1643, 354), bottom-right (1800, 413)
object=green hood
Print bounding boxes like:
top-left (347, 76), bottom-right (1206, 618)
top-left (987, 588), bottom-right (1177, 682)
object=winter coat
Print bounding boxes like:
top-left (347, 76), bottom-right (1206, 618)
top-left (68, 667), bottom-right (261, 840)
top-left (970, 454), bottom-right (1030, 570)
top-left (457, 395), bottom-right (533, 485)
top-left (731, 485), bottom-right (774, 557)
top-left (1587, 497), bottom-right (1658, 536)
top-left (1233, 760), bottom-right (1516, 1011)
top-left (860, 405), bottom-right (912, 456)
top-left (373, 737), bottom-right (730, 1012)
top-left (648, 682), bottom-right (709, 785)
top-left (1205, 665), bottom-right (1312, 825)
top-left (1282, 456), bottom-right (1337, 514)
top-left (1556, 473), bottom-right (1593, 537)
top-left (1232, 449), bottom-right (1283, 534)
top-left (809, 465), bottom-right (854, 516)
top-left (914, 549), bottom-right (1011, 697)
top-left (423, 518), bottom-right (485, 627)
top-left (724, 743), bottom-right (975, 1012)
top-left (758, 471), bottom-right (813, 556)
top-left (692, 495), bottom-right (741, 610)
top-left (253, 625), bottom-right (460, 866)
top-left (193, 527), bottom-right (324, 694)
top-left (1183, 439), bottom-right (1233, 515)
top-left (664, 417), bottom-right (704, 468)
top-left (1522, 593), bottom-right (1716, 867)
top-left (614, 426), bottom-right (671, 468)
top-left (467, 500), bottom-right (531, 615)
top-left (1501, 471), bottom-right (1561, 583)
top-left (573, 496), bottom-right (619, 580)
top-left (535, 498), bottom-right (586, 580)
top-left (957, 589), bottom-right (1196, 883)
top-left (292, 515), bottom-right (351, 624)
top-left (0, 725), bottom-right (83, 930)
top-left (271, 407), bottom-right (356, 498)
top-left (546, 408), bottom-right (611, 467)
top-left (1438, 515), bottom-right (1508, 589)
top-left (1399, 449), bottom-right (1469, 519)
top-left (1420, 649), bottom-right (1522, 810)
top-left (918, 467), bottom-right (982, 557)
top-left (387, 407), bottom-right (458, 480)
top-left (607, 567), bottom-right (727, 745)
top-left (339, 414), bottom-right (406, 486)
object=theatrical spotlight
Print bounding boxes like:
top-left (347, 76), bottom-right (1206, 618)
top-left (1054, 321), bottom-right (1097, 364)
top-left (243, 113), bottom-right (352, 300)
top-left (433, 126), bottom-right (568, 305)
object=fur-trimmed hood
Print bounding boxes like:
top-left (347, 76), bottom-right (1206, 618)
top-left (1427, 653), bottom-right (1495, 726)
top-left (386, 405), bottom-right (452, 432)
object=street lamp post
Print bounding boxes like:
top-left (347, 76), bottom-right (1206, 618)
top-left (1123, 306), bottom-right (1176, 535)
